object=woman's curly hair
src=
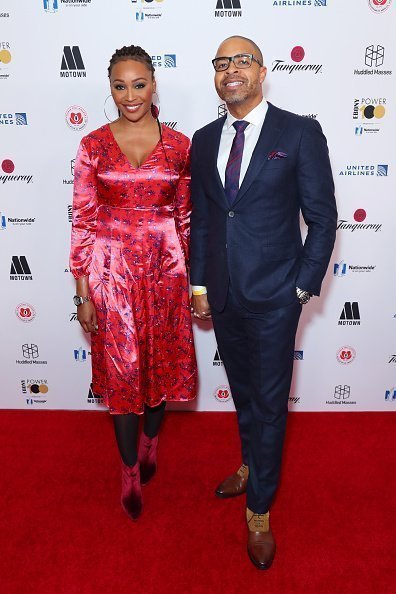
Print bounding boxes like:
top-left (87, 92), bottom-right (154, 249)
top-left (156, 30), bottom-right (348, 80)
top-left (108, 45), bottom-right (155, 78)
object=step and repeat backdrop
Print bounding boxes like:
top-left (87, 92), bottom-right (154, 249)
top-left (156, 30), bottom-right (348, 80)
top-left (1, 0), bottom-right (395, 413)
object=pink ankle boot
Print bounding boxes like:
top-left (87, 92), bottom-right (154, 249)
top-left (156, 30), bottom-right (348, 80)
top-left (138, 433), bottom-right (158, 485)
top-left (121, 461), bottom-right (142, 520)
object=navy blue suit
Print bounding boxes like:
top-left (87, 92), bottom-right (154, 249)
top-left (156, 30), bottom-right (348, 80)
top-left (190, 103), bottom-right (337, 512)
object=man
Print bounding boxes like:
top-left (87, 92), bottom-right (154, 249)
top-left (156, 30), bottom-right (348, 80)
top-left (190, 36), bottom-right (337, 569)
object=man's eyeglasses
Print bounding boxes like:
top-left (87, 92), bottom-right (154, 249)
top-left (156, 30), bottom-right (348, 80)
top-left (212, 53), bottom-right (263, 72)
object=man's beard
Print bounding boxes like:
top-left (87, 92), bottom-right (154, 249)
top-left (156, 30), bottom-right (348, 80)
top-left (217, 79), bottom-right (255, 105)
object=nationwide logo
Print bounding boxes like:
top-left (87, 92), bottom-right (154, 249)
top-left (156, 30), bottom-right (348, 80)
top-left (21, 379), bottom-right (49, 405)
top-left (60, 0), bottom-right (92, 7)
top-left (214, 385), bottom-right (232, 403)
top-left (0, 212), bottom-right (6, 230)
top-left (339, 302), bottom-right (360, 326)
top-left (354, 45), bottom-right (392, 76)
top-left (336, 346), bottom-right (356, 365)
top-left (337, 209), bottom-right (382, 233)
top-left (60, 46), bottom-right (86, 78)
top-left (0, 42), bottom-right (11, 80)
top-left (0, 159), bottom-right (33, 184)
top-left (15, 302), bottom-right (36, 322)
top-left (74, 347), bottom-right (91, 362)
top-left (87, 383), bottom-right (104, 405)
top-left (385, 387), bottom-right (396, 401)
top-left (214, 0), bottom-right (242, 18)
top-left (213, 347), bottom-right (224, 366)
top-left (63, 158), bottom-right (75, 185)
top-left (218, 103), bottom-right (227, 118)
top-left (162, 121), bottom-right (177, 130)
top-left (65, 105), bottom-right (88, 131)
top-left (272, 1), bottom-right (327, 6)
top-left (132, 0), bottom-right (165, 22)
top-left (0, 212), bottom-right (36, 228)
top-left (16, 344), bottom-right (48, 366)
top-left (326, 385), bottom-right (357, 406)
top-left (0, 113), bottom-right (28, 125)
top-left (294, 350), bottom-right (304, 360)
top-left (151, 54), bottom-right (177, 68)
top-left (10, 256), bottom-right (32, 280)
top-left (338, 164), bottom-right (388, 176)
top-left (43, 0), bottom-right (59, 11)
top-left (333, 260), bottom-right (376, 276)
top-left (272, 46), bottom-right (323, 75)
top-left (368, 0), bottom-right (392, 14)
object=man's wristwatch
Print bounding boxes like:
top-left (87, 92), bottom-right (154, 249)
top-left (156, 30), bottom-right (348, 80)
top-left (73, 295), bottom-right (91, 306)
top-left (296, 287), bottom-right (311, 305)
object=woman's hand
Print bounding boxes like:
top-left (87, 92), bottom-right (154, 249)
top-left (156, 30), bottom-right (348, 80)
top-left (77, 301), bottom-right (98, 333)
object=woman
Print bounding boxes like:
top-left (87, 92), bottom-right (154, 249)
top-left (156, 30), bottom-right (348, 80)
top-left (70, 45), bottom-right (197, 520)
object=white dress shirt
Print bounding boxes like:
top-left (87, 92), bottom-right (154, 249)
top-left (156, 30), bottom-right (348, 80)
top-left (192, 99), bottom-right (268, 294)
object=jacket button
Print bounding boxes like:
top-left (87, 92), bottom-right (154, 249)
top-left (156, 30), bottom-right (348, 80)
top-left (228, 211), bottom-right (235, 218)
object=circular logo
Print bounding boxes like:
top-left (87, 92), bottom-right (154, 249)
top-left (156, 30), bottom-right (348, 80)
top-left (368, 0), bottom-right (392, 12)
top-left (291, 46), bottom-right (305, 63)
top-left (214, 385), bottom-right (232, 403)
top-left (0, 49), bottom-right (11, 65)
top-left (104, 95), bottom-right (119, 122)
top-left (2, 159), bottom-right (14, 173)
top-left (354, 209), bottom-right (366, 222)
top-left (29, 383), bottom-right (48, 394)
top-left (336, 346), bottom-right (356, 365)
top-left (15, 303), bottom-right (36, 322)
top-left (65, 105), bottom-right (88, 131)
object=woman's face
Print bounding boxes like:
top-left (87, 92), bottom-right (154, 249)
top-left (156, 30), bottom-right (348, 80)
top-left (110, 59), bottom-right (155, 123)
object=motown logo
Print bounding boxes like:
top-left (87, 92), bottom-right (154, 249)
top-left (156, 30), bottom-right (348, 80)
top-left (15, 303), bottom-right (36, 322)
top-left (218, 103), bottom-right (227, 118)
top-left (336, 346), bottom-right (356, 365)
top-left (0, 159), bottom-right (33, 184)
top-left (215, 0), bottom-right (242, 18)
top-left (87, 383), bottom-right (104, 405)
top-left (61, 46), bottom-right (86, 78)
top-left (388, 355), bottom-right (396, 363)
top-left (65, 105), bottom-right (88, 130)
top-left (339, 302), bottom-right (360, 326)
top-left (214, 385), bottom-right (232, 403)
top-left (368, 0), bottom-right (392, 14)
top-left (213, 348), bottom-right (224, 366)
top-left (10, 256), bottom-right (33, 280)
top-left (272, 46), bottom-right (322, 75)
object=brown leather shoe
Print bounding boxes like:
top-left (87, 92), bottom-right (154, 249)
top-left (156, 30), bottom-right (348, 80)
top-left (215, 464), bottom-right (249, 498)
top-left (246, 508), bottom-right (276, 570)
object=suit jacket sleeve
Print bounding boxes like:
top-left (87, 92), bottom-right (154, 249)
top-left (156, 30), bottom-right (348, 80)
top-left (296, 118), bottom-right (337, 295)
top-left (190, 131), bottom-right (209, 286)
top-left (173, 140), bottom-right (192, 266)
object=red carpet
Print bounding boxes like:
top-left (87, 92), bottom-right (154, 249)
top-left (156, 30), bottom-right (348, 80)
top-left (0, 411), bottom-right (394, 594)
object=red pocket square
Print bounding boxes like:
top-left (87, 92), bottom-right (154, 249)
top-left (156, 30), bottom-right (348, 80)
top-left (268, 151), bottom-right (288, 160)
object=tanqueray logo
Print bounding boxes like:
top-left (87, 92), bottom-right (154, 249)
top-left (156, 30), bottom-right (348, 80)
top-left (272, 46), bottom-right (322, 74)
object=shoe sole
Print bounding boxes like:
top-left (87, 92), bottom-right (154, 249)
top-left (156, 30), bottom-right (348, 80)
top-left (215, 490), bottom-right (246, 498)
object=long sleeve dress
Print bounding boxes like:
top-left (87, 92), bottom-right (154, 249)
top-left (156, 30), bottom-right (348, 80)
top-left (70, 124), bottom-right (197, 414)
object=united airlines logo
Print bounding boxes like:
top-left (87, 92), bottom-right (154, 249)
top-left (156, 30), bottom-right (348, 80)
top-left (338, 163), bottom-right (388, 176)
top-left (0, 113), bottom-right (28, 126)
top-left (43, 0), bottom-right (59, 12)
top-left (151, 54), bottom-right (176, 68)
top-left (61, 46), bottom-right (86, 78)
top-left (10, 256), bottom-right (33, 280)
top-left (339, 302), bottom-right (360, 326)
top-left (294, 350), bottom-right (304, 360)
top-left (215, 0), bottom-right (242, 18)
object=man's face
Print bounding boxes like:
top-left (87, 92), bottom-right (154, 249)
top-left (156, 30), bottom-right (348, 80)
top-left (214, 38), bottom-right (266, 107)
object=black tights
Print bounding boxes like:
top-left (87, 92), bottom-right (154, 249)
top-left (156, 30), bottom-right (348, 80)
top-left (113, 401), bottom-right (166, 467)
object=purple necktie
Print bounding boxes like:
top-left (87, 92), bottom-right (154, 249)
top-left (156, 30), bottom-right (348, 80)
top-left (225, 120), bottom-right (249, 206)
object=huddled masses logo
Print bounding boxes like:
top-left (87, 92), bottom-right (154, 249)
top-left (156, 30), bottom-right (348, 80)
top-left (60, 46), bottom-right (86, 78)
top-left (336, 346), bottom-right (356, 364)
top-left (215, 0), bottom-right (242, 18)
top-left (0, 159), bottom-right (33, 184)
top-left (337, 209), bottom-right (382, 233)
top-left (214, 385), bottom-right (232, 403)
top-left (368, 0), bottom-right (392, 13)
top-left (17, 344), bottom-right (48, 366)
top-left (65, 105), bottom-right (88, 130)
top-left (339, 302), bottom-right (360, 326)
top-left (272, 46), bottom-right (322, 75)
top-left (10, 256), bottom-right (33, 280)
top-left (366, 45), bottom-right (384, 67)
top-left (334, 385), bottom-right (351, 400)
top-left (162, 121), bottom-right (177, 130)
top-left (15, 303), bottom-right (36, 322)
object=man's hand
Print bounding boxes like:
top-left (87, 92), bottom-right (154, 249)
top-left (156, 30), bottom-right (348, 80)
top-left (191, 294), bottom-right (212, 321)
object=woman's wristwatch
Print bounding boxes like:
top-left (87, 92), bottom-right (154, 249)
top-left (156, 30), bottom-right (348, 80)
top-left (73, 295), bottom-right (91, 306)
top-left (296, 287), bottom-right (312, 305)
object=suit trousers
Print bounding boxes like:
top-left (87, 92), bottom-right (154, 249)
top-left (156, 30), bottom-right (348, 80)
top-left (211, 284), bottom-right (302, 513)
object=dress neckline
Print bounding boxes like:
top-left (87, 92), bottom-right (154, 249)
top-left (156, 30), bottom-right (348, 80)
top-left (106, 123), bottom-right (163, 170)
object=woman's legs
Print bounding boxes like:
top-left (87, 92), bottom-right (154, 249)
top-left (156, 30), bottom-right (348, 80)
top-left (139, 401), bottom-right (166, 485)
top-left (113, 413), bottom-right (142, 520)
top-left (143, 401), bottom-right (166, 438)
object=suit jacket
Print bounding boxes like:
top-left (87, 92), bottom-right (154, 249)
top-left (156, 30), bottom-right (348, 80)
top-left (190, 102), bottom-right (337, 313)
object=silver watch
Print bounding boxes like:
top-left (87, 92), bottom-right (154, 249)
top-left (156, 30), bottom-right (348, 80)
top-left (73, 295), bottom-right (90, 306)
top-left (296, 287), bottom-right (311, 305)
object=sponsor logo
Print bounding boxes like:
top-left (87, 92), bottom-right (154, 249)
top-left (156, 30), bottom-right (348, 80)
top-left (21, 379), bottom-right (49, 405)
top-left (213, 347), bottom-right (224, 366)
top-left (218, 103), bottom-right (227, 118)
top-left (385, 387), bottom-right (396, 401)
top-left (354, 45), bottom-right (392, 76)
top-left (16, 344), bottom-right (48, 365)
top-left (272, 1), bottom-right (327, 6)
top-left (272, 46), bottom-right (323, 75)
top-left (43, 0), bottom-right (59, 11)
top-left (333, 260), bottom-right (376, 276)
top-left (336, 346), bottom-right (356, 364)
top-left (70, 312), bottom-right (78, 321)
top-left (87, 383), bottom-right (104, 405)
top-left (0, 159), bottom-right (33, 184)
top-left (10, 256), bottom-right (32, 280)
top-left (326, 385), bottom-right (357, 405)
top-left (65, 105), bottom-right (88, 131)
top-left (60, 0), bottom-right (92, 7)
top-left (74, 347), bottom-right (90, 362)
top-left (162, 121), bottom-right (177, 130)
top-left (352, 97), bottom-right (386, 134)
top-left (0, 12), bottom-right (10, 18)
top-left (339, 302), bottom-right (360, 326)
top-left (338, 163), bottom-right (389, 176)
top-left (60, 46), bottom-right (86, 78)
top-left (133, 0), bottom-right (165, 21)
top-left (15, 303), bottom-right (36, 322)
top-left (0, 42), bottom-right (12, 80)
top-left (368, 0), bottom-right (392, 14)
top-left (388, 355), bottom-right (396, 363)
top-left (215, 0), bottom-right (242, 17)
top-left (0, 212), bottom-right (6, 230)
top-left (0, 113), bottom-right (28, 125)
top-left (294, 350), bottom-right (304, 360)
top-left (337, 209), bottom-right (382, 233)
top-left (68, 205), bottom-right (73, 222)
top-left (214, 385), bottom-right (232, 403)
top-left (288, 396), bottom-right (301, 404)
top-left (63, 158), bottom-right (75, 185)
top-left (151, 54), bottom-right (177, 68)
top-left (301, 113), bottom-right (318, 119)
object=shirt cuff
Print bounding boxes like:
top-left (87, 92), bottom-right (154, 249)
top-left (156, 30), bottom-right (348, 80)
top-left (191, 285), bottom-right (207, 296)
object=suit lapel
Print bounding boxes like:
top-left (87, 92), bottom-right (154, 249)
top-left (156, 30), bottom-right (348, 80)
top-left (206, 116), bottom-right (227, 204)
top-left (232, 103), bottom-right (285, 207)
